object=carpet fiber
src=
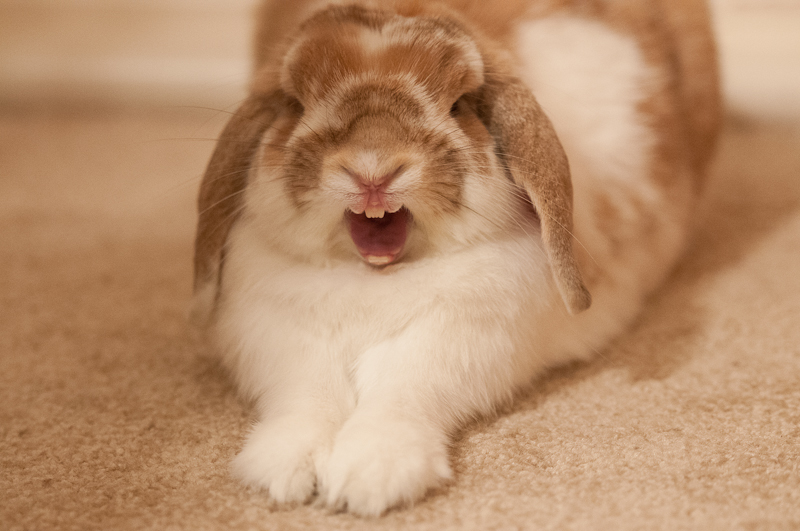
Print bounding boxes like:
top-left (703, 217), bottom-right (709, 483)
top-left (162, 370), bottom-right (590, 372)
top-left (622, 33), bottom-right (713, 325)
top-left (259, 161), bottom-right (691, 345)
top-left (2, 108), bottom-right (799, 530)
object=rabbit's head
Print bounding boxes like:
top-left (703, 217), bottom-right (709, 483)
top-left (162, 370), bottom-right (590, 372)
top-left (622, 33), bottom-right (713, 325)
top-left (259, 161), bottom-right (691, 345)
top-left (193, 4), bottom-right (591, 320)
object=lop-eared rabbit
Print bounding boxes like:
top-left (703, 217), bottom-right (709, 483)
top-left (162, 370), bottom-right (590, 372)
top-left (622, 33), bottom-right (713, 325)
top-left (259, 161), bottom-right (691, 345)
top-left (192, 0), bottom-right (720, 516)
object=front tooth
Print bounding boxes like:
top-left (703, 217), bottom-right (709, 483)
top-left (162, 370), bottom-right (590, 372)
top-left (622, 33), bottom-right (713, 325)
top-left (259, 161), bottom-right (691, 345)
top-left (365, 206), bottom-right (385, 219)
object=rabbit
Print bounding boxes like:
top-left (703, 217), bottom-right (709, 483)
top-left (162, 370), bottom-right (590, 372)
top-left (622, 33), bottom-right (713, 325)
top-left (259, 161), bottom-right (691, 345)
top-left (191, 0), bottom-right (720, 517)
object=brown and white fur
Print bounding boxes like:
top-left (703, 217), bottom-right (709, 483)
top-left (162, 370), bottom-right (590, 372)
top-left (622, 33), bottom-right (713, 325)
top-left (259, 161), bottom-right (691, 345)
top-left (191, 0), bottom-right (720, 516)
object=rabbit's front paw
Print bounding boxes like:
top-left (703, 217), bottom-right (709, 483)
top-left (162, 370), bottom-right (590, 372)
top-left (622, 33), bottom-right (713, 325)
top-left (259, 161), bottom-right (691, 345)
top-left (232, 417), bottom-right (332, 504)
top-left (322, 416), bottom-right (451, 516)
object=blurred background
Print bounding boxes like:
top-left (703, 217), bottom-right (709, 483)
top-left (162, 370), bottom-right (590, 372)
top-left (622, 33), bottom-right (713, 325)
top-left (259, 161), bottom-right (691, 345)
top-left (0, 0), bottom-right (798, 122)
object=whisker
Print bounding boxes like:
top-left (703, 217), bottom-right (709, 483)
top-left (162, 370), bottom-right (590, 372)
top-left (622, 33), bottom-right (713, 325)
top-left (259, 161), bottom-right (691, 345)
top-left (198, 188), bottom-right (249, 218)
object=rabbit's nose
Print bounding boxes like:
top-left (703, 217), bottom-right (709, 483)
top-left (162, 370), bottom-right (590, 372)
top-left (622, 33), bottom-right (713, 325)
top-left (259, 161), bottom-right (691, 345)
top-left (345, 164), bottom-right (406, 219)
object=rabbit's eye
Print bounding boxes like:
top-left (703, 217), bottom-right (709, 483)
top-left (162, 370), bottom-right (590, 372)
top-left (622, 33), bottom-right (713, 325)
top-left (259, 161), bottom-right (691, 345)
top-left (450, 99), bottom-right (460, 117)
top-left (286, 95), bottom-right (305, 117)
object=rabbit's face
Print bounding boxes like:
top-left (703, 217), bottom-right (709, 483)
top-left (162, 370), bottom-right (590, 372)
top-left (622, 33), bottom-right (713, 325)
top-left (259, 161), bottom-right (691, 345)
top-left (249, 6), bottom-right (528, 267)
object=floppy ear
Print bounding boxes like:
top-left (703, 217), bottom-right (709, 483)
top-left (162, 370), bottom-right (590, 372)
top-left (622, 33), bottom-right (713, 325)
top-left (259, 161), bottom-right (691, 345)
top-left (479, 75), bottom-right (592, 314)
top-left (192, 90), bottom-right (285, 323)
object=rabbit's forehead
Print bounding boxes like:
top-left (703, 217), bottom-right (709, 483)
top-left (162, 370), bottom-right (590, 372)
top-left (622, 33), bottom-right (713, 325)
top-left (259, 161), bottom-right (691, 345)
top-left (354, 17), bottom-right (480, 66)
top-left (282, 11), bottom-right (484, 106)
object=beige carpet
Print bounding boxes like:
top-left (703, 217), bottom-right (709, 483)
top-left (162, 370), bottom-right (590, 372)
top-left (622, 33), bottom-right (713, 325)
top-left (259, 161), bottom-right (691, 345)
top-left (2, 107), bottom-right (799, 531)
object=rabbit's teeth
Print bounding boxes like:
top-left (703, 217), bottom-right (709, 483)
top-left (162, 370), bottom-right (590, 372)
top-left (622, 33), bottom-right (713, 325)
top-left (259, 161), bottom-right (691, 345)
top-left (365, 255), bottom-right (393, 266)
top-left (365, 207), bottom-right (386, 219)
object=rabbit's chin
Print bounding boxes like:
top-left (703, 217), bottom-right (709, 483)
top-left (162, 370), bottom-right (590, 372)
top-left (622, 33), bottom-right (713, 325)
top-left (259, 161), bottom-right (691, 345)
top-left (346, 207), bottom-right (410, 267)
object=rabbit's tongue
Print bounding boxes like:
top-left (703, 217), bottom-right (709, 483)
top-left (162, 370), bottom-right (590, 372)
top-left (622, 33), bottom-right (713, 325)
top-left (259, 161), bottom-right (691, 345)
top-left (347, 208), bottom-right (408, 267)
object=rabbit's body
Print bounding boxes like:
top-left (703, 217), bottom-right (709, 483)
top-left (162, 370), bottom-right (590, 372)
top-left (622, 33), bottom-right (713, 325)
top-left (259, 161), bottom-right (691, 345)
top-left (193, 0), bottom-right (719, 516)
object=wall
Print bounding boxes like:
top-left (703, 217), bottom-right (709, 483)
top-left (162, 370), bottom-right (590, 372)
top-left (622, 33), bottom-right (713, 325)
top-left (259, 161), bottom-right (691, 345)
top-left (0, 0), bottom-right (798, 121)
top-left (0, 0), bottom-right (255, 109)
top-left (711, 0), bottom-right (800, 121)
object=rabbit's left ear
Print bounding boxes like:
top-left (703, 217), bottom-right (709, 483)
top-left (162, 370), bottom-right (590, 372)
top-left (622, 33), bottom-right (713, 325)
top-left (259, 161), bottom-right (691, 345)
top-left (191, 91), bottom-right (285, 324)
top-left (478, 75), bottom-right (592, 314)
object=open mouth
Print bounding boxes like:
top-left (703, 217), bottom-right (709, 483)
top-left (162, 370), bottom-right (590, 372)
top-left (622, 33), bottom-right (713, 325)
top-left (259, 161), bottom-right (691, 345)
top-left (346, 207), bottom-right (409, 266)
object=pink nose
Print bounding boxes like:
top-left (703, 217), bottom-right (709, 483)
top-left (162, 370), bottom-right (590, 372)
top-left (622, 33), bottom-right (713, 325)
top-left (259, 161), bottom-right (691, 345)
top-left (364, 181), bottom-right (388, 208)
top-left (348, 166), bottom-right (404, 216)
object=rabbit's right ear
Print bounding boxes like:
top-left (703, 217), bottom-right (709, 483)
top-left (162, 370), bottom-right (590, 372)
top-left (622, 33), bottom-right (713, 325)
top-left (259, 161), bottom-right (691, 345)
top-left (191, 91), bottom-right (285, 325)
